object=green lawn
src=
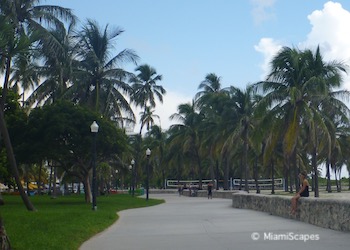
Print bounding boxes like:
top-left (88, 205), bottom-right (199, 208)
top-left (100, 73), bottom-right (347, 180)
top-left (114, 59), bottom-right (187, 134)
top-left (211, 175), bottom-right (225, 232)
top-left (0, 194), bottom-right (164, 250)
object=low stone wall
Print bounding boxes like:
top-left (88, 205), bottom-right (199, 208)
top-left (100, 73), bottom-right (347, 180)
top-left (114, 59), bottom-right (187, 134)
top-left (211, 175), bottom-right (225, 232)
top-left (232, 192), bottom-right (350, 232)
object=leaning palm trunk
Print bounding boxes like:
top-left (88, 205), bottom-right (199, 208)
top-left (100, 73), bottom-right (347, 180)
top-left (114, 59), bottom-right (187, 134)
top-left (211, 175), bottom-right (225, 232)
top-left (0, 109), bottom-right (36, 211)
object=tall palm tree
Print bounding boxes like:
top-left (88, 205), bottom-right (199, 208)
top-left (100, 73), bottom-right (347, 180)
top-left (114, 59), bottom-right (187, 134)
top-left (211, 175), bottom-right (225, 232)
top-left (170, 101), bottom-right (205, 188)
top-left (0, 0), bottom-right (76, 36)
top-left (145, 125), bottom-right (167, 188)
top-left (74, 19), bottom-right (139, 122)
top-left (131, 64), bottom-right (166, 134)
top-left (222, 85), bottom-right (261, 192)
top-left (26, 22), bottom-right (77, 106)
top-left (9, 51), bottom-right (39, 108)
top-left (139, 106), bottom-right (160, 133)
top-left (255, 46), bottom-right (348, 197)
top-left (0, 0), bottom-right (76, 211)
top-left (195, 73), bottom-right (227, 189)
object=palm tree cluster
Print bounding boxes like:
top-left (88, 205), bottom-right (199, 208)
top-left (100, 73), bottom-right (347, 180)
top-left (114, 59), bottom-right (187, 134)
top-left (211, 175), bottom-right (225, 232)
top-left (143, 47), bottom-right (350, 196)
top-left (0, 1), bottom-right (165, 210)
top-left (1, 1), bottom-right (350, 216)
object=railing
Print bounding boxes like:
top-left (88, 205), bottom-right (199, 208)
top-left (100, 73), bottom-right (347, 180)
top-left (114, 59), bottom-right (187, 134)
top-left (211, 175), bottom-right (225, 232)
top-left (166, 179), bottom-right (215, 189)
top-left (232, 178), bottom-right (284, 190)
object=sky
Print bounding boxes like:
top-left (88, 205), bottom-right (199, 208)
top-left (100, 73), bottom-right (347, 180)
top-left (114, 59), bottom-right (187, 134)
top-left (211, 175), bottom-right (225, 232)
top-left (45, 0), bottom-right (350, 131)
top-left (43, 0), bottom-right (350, 178)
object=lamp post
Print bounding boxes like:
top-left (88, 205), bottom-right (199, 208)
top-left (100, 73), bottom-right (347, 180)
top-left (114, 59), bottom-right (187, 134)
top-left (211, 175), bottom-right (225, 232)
top-left (131, 159), bottom-right (135, 197)
top-left (90, 121), bottom-right (99, 211)
top-left (146, 148), bottom-right (151, 201)
top-left (115, 169), bottom-right (119, 191)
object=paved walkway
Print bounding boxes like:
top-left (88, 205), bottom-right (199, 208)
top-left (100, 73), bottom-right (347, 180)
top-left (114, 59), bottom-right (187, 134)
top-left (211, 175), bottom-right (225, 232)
top-left (80, 193), bottom-right (349, 250)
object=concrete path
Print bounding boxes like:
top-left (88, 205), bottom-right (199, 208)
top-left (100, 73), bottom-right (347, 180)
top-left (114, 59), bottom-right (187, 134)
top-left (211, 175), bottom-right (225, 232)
top-left (80, 194), bottom-right (349, 250)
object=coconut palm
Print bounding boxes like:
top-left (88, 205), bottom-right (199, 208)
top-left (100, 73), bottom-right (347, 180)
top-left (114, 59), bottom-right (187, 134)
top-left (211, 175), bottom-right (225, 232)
top-left (0, 0), bottom-right (76, 211)
top-left (74, 19), bottom-right (139, 123)
top-left (222, 85), bottom-right (261, 192)
top-left (195, 73), bottom-right (228, 189)
top-left (9, 51), bottom-right (39, 108)
top-left (255, 46), bottom-right (349, 197)
top-left (169, 101), bottom-right (205, 188)
top-left (139, 106), bottom-right (160, 133)
top-left (0, 0), bottom-right (76, 37)
top-left (130, 64), bottom-right (166, 134)
top-left (26, 22), bottom-right (78, 107)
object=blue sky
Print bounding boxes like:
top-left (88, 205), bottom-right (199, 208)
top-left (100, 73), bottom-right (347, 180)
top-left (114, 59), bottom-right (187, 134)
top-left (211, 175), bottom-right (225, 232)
top-left (46, 0), bottom-right (350, 131)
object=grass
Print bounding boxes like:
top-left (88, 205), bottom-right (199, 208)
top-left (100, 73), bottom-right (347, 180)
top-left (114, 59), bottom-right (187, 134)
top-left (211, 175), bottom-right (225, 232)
top-left (0, 193), bottom-right (164, 250)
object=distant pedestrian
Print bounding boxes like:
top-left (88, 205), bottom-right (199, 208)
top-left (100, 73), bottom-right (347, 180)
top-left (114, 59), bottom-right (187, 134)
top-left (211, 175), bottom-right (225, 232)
top-left (290, 171), bottom-right (309, 215)
top-left (178, 184), bottom-right (183, 196)
top-left (207, 182), bottom-right (213, 199)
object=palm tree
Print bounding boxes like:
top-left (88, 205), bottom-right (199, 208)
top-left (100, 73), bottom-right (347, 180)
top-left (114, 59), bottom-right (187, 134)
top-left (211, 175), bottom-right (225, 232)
top-left (222, 85), bottom-right (261, 192)
top-left (74, 19), bottom-right (139, 122)
top-left (0, 0), bottom-right (76, 211)
top-left (170, 101), bottom-right (205, 188)
top-left (0, 0), bottom-right (76, 36)
top-left (26, 22), bottom-right (77, 106)
top-left (9, 51), bottom-right (39, 109)
top-left (145, 125), bottom-right (167, 188)
top-left (195, 73), bottom-right (227, 189)
top-left (130, 64), bottom-right (166, 134)
top-left (139, 106), bottom-right (160, 133)
top-left (255, 46), bottom-right (348, 197)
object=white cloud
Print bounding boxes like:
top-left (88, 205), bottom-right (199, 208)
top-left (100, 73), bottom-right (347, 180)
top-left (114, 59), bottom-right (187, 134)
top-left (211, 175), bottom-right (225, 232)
top-left (254, 38), bottom-right (283, 80)
top-left (301, 1), bottom-right (350, 90)
top-left (255, 1), bottom-right (350, 90)
top-left (250, 0), bottom-right (277, 25)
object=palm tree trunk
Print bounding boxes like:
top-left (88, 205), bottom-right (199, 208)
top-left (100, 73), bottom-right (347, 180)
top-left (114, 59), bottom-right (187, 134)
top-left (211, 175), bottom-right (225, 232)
top-left (254, 157), bottom-right (260, 194)
top-left (283, 162), bottom-right (289, 192)
top-left (326, 159), bottom-right (332, 192)
top-left (0, 57), bottom-right (11, 109)
top-left (38, 162), bottom-right (42, 195)
top-left (312, 146), bottom-right (319, 197)
top-left (271, 159), bottom-right (275, 194)
top-left (288, 157), bottom-right (293, 193)
top-left (215, 160), bottom-right (220, 190)
top-left (243, 129), bottom-right (249, 193)
top-left (334, 168), bottom-right (339, 192)
top-left (82, 173), bottom-right (92, 203)
top-left (239, 158), bottom-right (243, 190)
top-left (223, 158), bottom-right (229, 190)
top-left (0, 109), bottom-right (36, 211)
top-left (293, 149), bottom-right (299, 193)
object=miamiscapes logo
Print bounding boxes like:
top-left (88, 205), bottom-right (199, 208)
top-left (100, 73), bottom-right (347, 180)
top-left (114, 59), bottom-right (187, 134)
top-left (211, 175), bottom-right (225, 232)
top-left (251, 232), bottom-right (320, 242)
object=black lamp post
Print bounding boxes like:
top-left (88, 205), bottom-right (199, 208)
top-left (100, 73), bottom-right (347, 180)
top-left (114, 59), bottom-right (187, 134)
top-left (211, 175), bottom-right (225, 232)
top-left (90, 121), bottom-right (99, 211)
top-left (131, 159), bottom-right (135, 197)
top-left (146, 148), bottom-right (151, 201)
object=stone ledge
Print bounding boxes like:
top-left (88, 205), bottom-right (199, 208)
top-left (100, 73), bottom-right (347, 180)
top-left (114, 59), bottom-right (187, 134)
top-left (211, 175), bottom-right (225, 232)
top-left (232, 192), bottom-right (350, 232)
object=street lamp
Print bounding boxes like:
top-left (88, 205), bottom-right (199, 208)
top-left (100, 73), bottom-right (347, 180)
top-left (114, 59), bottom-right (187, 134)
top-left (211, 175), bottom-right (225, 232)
top-left (90, 121), bottom-right (99, 211)
top-left (131, 159), bottom-right (135, 197)
top-left (115, 169), bottom-right (119, 191)
top-left (146, 148), bottom-right (151, 201)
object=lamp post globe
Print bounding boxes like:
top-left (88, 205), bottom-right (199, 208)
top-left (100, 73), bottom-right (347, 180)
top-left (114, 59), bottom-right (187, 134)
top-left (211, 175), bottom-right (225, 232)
top-left (90, 121), bottom-right (99, 211)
